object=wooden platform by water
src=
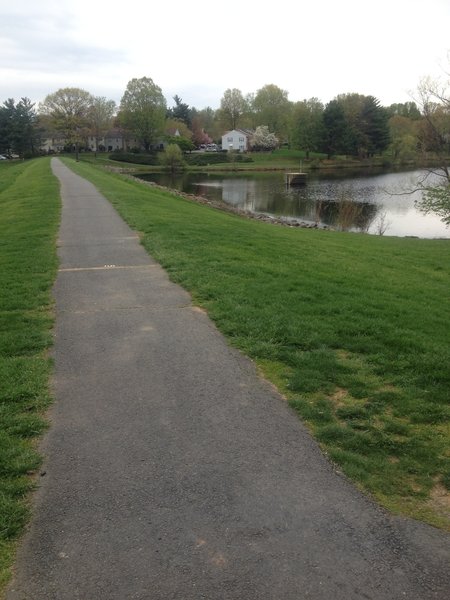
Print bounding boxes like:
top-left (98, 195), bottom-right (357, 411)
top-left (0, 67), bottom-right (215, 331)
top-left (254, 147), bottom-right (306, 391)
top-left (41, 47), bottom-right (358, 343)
top-left (285, 172), bottom-right (307, 186)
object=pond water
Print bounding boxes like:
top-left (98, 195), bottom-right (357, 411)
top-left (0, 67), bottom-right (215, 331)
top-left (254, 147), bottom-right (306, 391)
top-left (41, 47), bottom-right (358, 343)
top-left (137, 169), bottom-right (450, 239)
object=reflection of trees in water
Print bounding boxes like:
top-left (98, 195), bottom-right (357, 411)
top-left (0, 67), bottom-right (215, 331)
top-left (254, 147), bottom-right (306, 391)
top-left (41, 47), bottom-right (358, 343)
top-left (137, 171), bottom-right (444, 237)
top-left (316, 199), bottom-right (379, 231)
top-left (245, 189), bottom-right (380, 232)
top-left (264, 191), bottom-right (317, 219)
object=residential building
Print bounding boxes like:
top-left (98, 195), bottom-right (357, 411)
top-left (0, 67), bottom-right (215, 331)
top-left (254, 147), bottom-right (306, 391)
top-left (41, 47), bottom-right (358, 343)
top-left (221, 129), bottom-right (253, 152)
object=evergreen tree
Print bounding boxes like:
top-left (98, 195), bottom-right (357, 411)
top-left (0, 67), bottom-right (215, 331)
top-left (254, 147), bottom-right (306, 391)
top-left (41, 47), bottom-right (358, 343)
top-left (321, 100), bottom-right (348, 158)
top-left (168, 95), bottom-right (191, 127)
top-left (0, 97), bottom-right (38, 156)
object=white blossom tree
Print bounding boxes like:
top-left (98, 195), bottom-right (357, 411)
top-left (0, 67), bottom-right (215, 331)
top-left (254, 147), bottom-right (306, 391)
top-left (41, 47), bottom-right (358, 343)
top-left (250, 125), bottom-right (279, 151)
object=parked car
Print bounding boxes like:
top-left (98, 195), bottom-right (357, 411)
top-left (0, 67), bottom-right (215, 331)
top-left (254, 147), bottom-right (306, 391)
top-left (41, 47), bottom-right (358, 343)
top-left (0, 154), bottom-right (8, 160)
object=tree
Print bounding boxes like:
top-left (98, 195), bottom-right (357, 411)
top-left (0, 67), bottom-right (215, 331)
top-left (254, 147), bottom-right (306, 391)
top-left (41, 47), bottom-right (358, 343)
top-left (191, 115), bottom-right (213, 147)
top-left (321, 100), bottom-right (348, 158)
top-left (413, 67), bottom-right (450, 224)
top-left (0, 99), bottom-right (15, 155)
top-left (418, 186), bottom-right (450, 225)
top-left (415, 76), bottom-right (450, 163)
top-left (0, 97), bottom-right (38, 157)
top-left (250, 126), bottom-right (279, 151)
top-left (14, 98), bottom-right (39, 156)
top-left (90, 96), bottom-right (116, 154)
top-left (290, 98), bottom-right (324, 158)
top-left (359, 95), bottom-right (391, 156)
top-left (158, 143), bottom-right (185, 173)
top-left (334, 93), bottom-right (390, 157)
top-left (387, 101), bottom-right (421, 120)
top-left (252, 84), bottom-right (291, 139)
top-left (388, 115), bottom-right (418, 160)
top-left (219, 88), bottom-right (248, 130)
top-left (119, 77), bottom-right (167, 151)
top-left (40, 87), bottom-right (94, 159)
top-left (167, 95), bottom-right (191, 127)
top-left (190, 106), bottom-right (221, 143)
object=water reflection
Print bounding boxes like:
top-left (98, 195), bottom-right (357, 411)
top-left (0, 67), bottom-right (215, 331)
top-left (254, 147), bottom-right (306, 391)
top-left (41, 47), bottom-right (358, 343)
top-left (137, 170), bottom-right (450, 238)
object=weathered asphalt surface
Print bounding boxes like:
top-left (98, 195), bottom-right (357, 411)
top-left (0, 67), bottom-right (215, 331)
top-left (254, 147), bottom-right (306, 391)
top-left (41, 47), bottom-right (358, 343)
top-left (7, 158), bottom-right (450, 599)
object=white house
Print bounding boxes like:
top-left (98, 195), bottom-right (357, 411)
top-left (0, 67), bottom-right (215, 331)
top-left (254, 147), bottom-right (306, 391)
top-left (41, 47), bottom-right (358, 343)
top-left (221, 129), bottom-right (253, 152)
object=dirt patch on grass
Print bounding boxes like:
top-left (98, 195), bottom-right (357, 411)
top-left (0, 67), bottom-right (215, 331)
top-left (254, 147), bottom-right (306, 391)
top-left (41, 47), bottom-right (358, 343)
top-left (329, 388), bottom-right (349, 408)
top-left (428, 483), bottom-right (450, 520)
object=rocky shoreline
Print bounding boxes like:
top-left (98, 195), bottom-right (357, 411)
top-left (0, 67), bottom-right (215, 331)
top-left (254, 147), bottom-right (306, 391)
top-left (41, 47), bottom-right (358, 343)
top-left (107, 167), bottom-right (331, 231)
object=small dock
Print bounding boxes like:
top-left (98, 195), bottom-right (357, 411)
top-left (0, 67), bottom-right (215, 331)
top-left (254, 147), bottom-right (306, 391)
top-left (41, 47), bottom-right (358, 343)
top-left (285, 172), bottom-right (307, 186)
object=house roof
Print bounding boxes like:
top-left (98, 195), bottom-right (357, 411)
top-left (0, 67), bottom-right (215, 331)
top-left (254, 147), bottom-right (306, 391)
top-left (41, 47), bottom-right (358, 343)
top-left (222, 128), bottom-right (254, 137)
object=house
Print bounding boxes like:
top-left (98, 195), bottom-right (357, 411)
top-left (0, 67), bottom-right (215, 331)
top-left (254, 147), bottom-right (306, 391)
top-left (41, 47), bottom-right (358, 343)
top-left (40, 129), bottom-right (142, 153)
top-left (221, 129), bottom-right (253, 152)
top-left (40, 133), bottom-right (66, 153)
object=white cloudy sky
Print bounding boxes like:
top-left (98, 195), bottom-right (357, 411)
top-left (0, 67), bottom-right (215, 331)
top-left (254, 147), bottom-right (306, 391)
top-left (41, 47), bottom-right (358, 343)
top-left (0, 0), bottom-right (449, 110)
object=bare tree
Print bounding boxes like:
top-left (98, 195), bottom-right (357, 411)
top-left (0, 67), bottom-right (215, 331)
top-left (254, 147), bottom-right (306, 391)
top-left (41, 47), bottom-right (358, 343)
top-left (219, 89), bottom-right (248, 131)
top-left (90, 97), bottom-right (116, 155)
top-left (413, 60), bottom-right (450, 224)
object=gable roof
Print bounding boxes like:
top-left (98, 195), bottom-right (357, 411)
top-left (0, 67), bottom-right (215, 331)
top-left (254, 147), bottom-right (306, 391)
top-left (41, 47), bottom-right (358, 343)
top-left (222, 128), bottom-right (254, 137)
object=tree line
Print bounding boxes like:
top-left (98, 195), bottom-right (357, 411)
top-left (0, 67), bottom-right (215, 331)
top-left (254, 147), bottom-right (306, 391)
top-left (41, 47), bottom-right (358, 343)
top-left (0, 75), bottom-right (448, 167)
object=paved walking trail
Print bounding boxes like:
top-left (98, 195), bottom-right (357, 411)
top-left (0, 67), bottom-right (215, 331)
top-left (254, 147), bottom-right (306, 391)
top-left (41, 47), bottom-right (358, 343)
top-left (7, 158), bottom-right (450, 599)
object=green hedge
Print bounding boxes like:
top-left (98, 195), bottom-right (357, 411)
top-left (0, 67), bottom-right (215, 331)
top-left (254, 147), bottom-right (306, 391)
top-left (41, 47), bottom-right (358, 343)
top-left (184, 152), bottom-right (229, 166)
top-left (184, 152), bottom-right (253, 166)
top-left (109, 151), bottom-right (254, 167)
top-left (109, 152), bottom-right (159, 165)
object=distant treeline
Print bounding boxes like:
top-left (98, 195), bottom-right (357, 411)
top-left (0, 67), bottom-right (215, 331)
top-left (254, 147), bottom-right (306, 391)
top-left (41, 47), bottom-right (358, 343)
top-left (0, 78), bottom-right (448, 164)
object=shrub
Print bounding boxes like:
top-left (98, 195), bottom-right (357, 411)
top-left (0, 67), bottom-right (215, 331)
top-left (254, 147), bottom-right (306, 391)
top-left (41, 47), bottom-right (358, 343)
top-left (184, 152), bottom-right (229, 166)
top-left (109, 152), bottom-right (159, 165)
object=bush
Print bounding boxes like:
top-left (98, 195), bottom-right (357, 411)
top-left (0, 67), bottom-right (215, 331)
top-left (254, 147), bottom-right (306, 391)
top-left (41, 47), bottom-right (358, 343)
top-left (185, 152), bottom-right (228, 166)
top-left (109, 152), bottom-right (159, 165)
top-left (233, 154), bottom-right (253, 163)
top-left (158, 144), bottom-right (186, 172)
top-left (184, 152), bottom-right (253, 166)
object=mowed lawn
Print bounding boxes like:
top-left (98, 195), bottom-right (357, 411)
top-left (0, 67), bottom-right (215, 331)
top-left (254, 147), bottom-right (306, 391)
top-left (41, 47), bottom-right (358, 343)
top-left (65, 158), bottom-right (450, 531)
top-left (0, 156), bottom-right (449, 596)
top-left (0, 158), bottom-right (60, 593)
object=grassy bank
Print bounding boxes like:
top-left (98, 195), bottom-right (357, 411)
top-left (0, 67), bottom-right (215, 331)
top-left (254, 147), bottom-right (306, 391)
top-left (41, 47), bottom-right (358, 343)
top-left (76, 148), bottom-right (436, 174)
top-left (0, 158), bottom-right (60, 594)
top-left (64, 157), bottom-right (450, 530)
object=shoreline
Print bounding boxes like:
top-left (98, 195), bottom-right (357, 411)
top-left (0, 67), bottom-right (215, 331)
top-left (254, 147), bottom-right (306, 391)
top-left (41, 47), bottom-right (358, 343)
top-left (113, 168), bottom-right (331, 231)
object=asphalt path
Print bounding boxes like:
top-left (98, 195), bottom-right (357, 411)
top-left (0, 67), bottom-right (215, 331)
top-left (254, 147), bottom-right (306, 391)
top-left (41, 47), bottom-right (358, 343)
top-left (7, 158), bottom-right (450, 599)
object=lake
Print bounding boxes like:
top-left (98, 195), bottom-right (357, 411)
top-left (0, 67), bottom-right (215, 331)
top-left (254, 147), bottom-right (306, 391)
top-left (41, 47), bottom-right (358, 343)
top-left (137, 169), bottom-right (450, 239)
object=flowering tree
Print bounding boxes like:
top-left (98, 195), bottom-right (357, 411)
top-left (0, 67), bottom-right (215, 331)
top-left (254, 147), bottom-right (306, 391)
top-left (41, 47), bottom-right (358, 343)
top-left (250, 125), bottom-right (279, 151)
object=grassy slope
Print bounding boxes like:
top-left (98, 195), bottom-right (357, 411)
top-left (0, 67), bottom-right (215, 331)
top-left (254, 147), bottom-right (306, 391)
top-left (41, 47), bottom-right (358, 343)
top-left (0, 159), bottom-right (60, 594)
top-left (65, 158), bottom-right (450, 530)
top-left (78, 148), bottom-right (424, 173)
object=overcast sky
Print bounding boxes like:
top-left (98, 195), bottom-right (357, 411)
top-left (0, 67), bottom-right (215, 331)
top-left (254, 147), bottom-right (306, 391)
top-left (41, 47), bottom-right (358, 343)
top-left (1, 0), bottom-right (449, 111)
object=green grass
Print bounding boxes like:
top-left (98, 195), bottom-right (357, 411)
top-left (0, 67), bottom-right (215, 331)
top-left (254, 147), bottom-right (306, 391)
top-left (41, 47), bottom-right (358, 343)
top-left (64, 157), bottom-right (450, 530)
top-left (1, 156), bottom-right (447, 595)
top-left (77, 148), bottom-right (419, 173)
top-left (0, 158), bottom-right (60, 595)
top-left (78, 148), bottom-right (325, 172)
